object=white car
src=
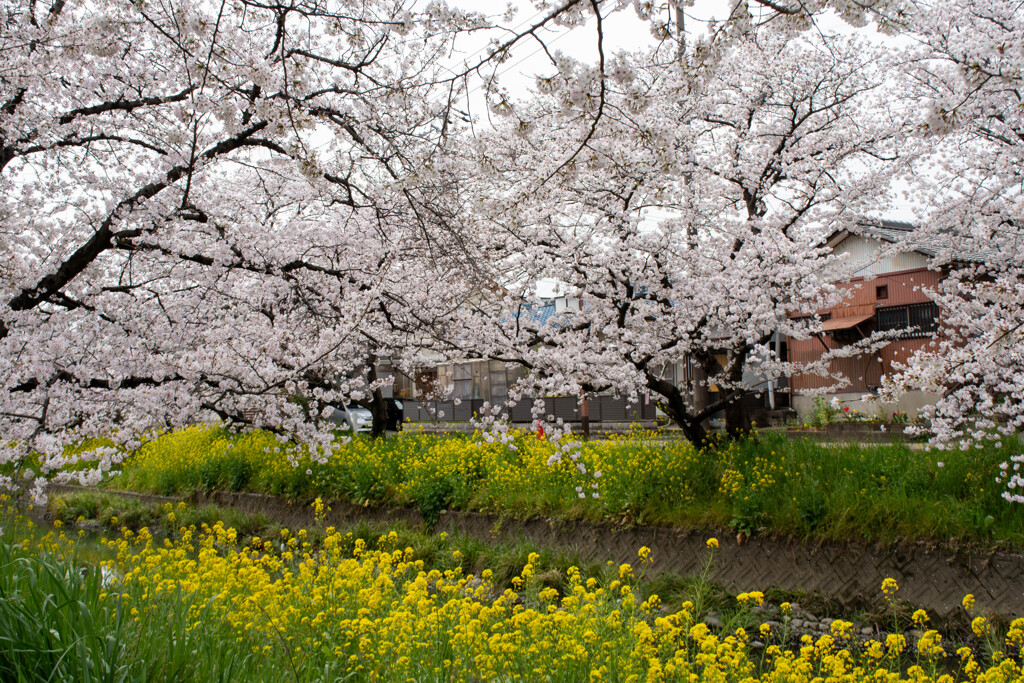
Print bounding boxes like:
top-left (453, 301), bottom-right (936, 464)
top-left (329, 404), bottom-right (373, 432)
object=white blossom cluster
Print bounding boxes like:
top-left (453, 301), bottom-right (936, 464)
top-left (453, 28), bottom-right (901, 445)
top-left (0, 0), bottom-right (491, 494)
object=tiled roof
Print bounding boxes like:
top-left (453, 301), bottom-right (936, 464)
top-left (502, 301), bottom-right (559, 328)
top-left (529, 302), bottom-right (558, 326)
top-left (852, 218), bottom-right (990, 263)
top-left (852, 218), bottom-right (936, 256)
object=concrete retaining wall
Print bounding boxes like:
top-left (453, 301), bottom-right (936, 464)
top-left (47, 485), bottom-right (1024, 618)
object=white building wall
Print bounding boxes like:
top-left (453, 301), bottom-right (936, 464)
top-left (792, 390), bottom-right (941, 422)
top-left (830, 235), bottom-right (929, 277)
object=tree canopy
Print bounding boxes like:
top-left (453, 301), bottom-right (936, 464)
top-left (1, 0), bottom-right (1021, 498)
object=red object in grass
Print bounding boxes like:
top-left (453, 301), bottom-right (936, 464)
top-left (537, 423), bottom-right (545, 439)
top-left (844, 406), bottom-right (850, 412)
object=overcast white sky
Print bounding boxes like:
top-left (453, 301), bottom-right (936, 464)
top-left (441, 1), bottom-right (685, 109)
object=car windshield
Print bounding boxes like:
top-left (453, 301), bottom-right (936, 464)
top-left (346, 404), bottom-right (365, 411)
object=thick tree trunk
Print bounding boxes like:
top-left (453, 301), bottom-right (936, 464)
top-left (680, 415), bottom-right (709, 447)
top-left (644, 374), bottom-right (709, 447)
top-left (724, 398), bottom-right (753, 438)
top-left (692, 362), bottom-right (709, 418)
top-left (580, 392), bottom-right (591, 440)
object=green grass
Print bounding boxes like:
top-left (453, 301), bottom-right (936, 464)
top-left (85, 425), bottom-right (1024, 549)
top-left (0, 511), bottom-right (273, 682)
top-left (710, 436), bottom-right (1021, 547)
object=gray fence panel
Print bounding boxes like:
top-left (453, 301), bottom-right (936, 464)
top-left (510, 401), bottom-right (533, 422)
top-left (642, 400), bottom-right (656, 420)
top-left (413, 401), bottom-right (433, 422)
top-left (627, 400), bottom-right (656, 421)
top-left (406, 396), bottom-right (655, 423)
top-left (552, 397), bottom-right (579, 421)
top-left (450, 401), bottom-right (469, 421)
top-left (600, 396), bottom-right (627, 422)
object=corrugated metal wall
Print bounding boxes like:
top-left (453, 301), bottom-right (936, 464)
top-left (830, 235), bottom-right (931, 278)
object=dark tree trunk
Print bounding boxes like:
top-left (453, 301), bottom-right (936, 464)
top-left (692, 361), bottom-right (709, 418)
top-left (724, 398), bottom-right (753, 438)
top-left (645, 352), bottom-right (754, 445)
top-left (369, 387), bottom-right (388, 438)
top-left (644, 374), bottom-right (709, 447)
top-left (580, 392), bottom-right (591, 440)
top-left (366, 360), bottom-right (388, 439)
top-left (680, 415), bottom-right (709, 447)
top-left (723, 358), bottom-right (752, 438)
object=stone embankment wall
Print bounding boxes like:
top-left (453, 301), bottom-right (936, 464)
top-left (49, 485), bottom-right (1024, 618)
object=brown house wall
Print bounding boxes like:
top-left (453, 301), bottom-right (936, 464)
top-left (789, 268), bottom-right (941, 393)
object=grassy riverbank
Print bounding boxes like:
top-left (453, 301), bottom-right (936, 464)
top-left (89, 425), bottom-right (1024, 550)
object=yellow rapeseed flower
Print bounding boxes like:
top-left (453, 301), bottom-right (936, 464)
top-left (880, 577), bottom-right (899, 604)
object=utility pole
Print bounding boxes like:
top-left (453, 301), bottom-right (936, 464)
top-left (580, 391), bottom-right (591, 440)
top-left (676, 2), bottom-right (685, 64)
top-left (676, 1), bottom-right (703, 415)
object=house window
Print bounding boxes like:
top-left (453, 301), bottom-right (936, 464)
top-left (876, 285), bottom-right (888, 300)
top-left (453, 363), bottom-right (473, 400)
top-left (829, 326), bottom-right (866, 345)
top-left (489, 361), bottom-right (508, 404)
top-left (877, 303), bottom-right (939, 339)
top-left (415, 368), bottom-right (438, 398)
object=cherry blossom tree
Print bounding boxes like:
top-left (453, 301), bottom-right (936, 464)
top-left (0, 0), bottom-right (961, 500)
top-left (0, 0), bottom-right (697, 493)
top-left (456, 29), bottom-right (903, 444)
top-left (0, 0), bottom-right (523, 495)
top-left (878, 0), bottom-right (1024, 456)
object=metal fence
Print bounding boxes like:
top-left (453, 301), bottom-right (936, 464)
top-left (405, 395), bottom-right (657, 423)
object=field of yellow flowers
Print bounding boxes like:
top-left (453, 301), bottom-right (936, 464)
top-left (3, 495), bottom-right (1023, 683)
top-left (103, 425), bottom-right (1024, 548)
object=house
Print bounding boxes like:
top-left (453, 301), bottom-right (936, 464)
top-left (379, 297), bottom-right (657, 426)
top-left (383, 219), bottom-right (951, 428)
top-left (787, 218), bottom-right (961, 420)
